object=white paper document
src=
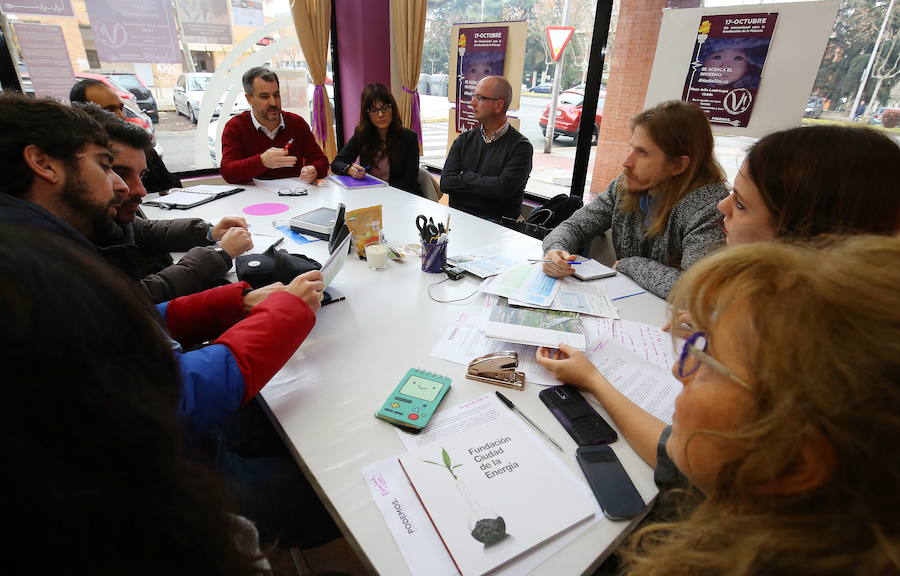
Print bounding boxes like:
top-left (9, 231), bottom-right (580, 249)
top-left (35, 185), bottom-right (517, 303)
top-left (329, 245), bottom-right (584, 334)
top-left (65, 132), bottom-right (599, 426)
top-left (511, 276), bottom-right (619, 319)
top-left (362, 394), bottom-right (601, 576)
top-left (596, 273), bottom-right (647, 301)
top-left (246, 233), bottom-right (284, 254)
top-left (362, 459), bottom-right (459, 576)
top-left (252, 177), bottom-right (309, 194)
top-left (429, 322), bottom-right (561, 387)
top-left (449, 244), bottom-right (529, 278)
top-left (485, 298), bottom-right (587, 351)
top-left (586, 339), bottom-right (681, 424)
top-left (478, 264), bottom-right (560, 307)
top-left (582, 318), bottom-right (677, 371)
top-left (320, 232), bottom-right (352, 287)
top-left (182, 184), bottom-right (239, 194)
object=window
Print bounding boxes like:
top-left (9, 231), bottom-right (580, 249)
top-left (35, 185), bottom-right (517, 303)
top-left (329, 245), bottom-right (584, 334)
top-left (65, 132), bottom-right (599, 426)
top-left (421, 0), bottom-right (610, 199)
top-left (2, 0), bottom-right (333, 174)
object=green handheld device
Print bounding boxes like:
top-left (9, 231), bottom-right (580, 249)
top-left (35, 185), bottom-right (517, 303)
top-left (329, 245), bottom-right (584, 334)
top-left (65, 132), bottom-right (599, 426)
top-left (375, 368), bottom-right (451, 430)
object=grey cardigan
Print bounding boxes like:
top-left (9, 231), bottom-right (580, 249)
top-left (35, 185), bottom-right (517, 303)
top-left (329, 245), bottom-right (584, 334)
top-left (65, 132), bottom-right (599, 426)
top-left (543, 176), bottom-right (728, 298)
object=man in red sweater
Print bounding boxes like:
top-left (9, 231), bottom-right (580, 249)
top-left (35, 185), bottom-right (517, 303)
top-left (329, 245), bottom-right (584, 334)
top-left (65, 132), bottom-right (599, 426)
top-left (220, 67), bottom-right (329, 184)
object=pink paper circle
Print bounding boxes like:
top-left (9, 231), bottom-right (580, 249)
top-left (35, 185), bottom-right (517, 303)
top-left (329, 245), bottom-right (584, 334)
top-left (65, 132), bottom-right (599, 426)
top-left (243, 203), bottom-right (290, 216)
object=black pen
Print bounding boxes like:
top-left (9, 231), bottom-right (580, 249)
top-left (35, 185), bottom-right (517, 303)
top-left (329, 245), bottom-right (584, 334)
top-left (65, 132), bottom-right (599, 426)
top-left (495, 391), bottom-right (563, 451)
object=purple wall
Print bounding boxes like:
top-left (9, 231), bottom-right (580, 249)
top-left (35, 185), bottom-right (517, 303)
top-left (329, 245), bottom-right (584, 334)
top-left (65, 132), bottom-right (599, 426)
top-left (334, 0), bottom-right (391, 144)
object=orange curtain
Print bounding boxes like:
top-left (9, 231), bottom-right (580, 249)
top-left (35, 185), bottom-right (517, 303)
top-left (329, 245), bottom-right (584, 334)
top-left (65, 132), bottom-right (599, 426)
top-left (390, 0), bottom-right (426, 153)
top-left (290, 0), bottom-right (337, 160)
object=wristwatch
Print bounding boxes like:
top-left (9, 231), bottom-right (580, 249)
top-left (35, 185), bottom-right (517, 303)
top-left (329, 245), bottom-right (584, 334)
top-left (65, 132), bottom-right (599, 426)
top-left (212, 246), bottom-right (231, 266)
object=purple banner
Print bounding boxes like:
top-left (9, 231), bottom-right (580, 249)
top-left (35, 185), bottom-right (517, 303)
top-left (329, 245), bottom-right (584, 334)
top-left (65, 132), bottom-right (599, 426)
top-left (177, 0), bottom-right (233, 45)
top-left (231, 0), bottom-right (262, 27)
top-left (84, 0), bottom-right (180, 63)
top-left (682, 13), bottom-right (778, 127)
top-left (455, 26), bottom-right (507, 133)
top-left (13, 23), bottom-right (76, 102)
top-left (1, 0), bottom-right (73, 16)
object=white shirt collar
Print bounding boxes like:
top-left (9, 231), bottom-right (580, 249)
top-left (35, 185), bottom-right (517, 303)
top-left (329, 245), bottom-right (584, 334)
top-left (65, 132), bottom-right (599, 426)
top-left (480, 119), bottom-right (510, 143)
top-left (250, 111), bottom-right (285, 139)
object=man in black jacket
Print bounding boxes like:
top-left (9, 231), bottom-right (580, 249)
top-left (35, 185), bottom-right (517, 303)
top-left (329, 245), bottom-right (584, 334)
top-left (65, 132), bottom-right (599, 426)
top-left (80, 105), bottom-right (253, 303)
top-left (440, 76), bottom-right (533, 222)
top-left (70, 78), bottom-right (181, 193)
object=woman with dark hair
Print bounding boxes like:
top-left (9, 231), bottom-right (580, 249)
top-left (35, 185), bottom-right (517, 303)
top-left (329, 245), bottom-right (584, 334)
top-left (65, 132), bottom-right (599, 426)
top-left (719, 124), bottom-right (900, 244)
top-left (1, 226), bottom-right (267, 574)
top-left (332, 83), bottom-right (421, 195)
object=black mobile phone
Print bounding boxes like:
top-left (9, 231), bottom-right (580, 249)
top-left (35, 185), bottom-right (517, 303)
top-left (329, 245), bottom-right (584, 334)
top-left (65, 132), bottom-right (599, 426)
top-left (576, 445), bottom-right (647, 520)
top-left (539, 385), bottom-right (617, 445)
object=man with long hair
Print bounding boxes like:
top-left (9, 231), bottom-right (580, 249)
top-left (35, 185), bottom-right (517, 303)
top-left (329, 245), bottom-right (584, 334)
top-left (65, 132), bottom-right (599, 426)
top-left (542, 100), bottom-right (728, 297)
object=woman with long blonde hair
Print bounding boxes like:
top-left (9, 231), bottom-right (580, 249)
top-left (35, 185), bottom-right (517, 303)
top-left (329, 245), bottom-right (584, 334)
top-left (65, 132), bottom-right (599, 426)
top-left (540, 236), bottom-right (900, 574)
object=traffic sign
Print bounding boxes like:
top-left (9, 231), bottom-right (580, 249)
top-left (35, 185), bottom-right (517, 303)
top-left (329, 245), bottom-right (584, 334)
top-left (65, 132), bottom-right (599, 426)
top-left (546, 26), bottom-right (575, 62)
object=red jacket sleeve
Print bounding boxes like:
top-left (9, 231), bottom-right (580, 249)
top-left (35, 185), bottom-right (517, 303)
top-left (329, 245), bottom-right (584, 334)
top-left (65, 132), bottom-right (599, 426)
top-left (164, 282), bottom-right (250, 347)
top-left (214, 291), bottom-right (316, 403)
top-left (220, 116), bottom-right (267, 184)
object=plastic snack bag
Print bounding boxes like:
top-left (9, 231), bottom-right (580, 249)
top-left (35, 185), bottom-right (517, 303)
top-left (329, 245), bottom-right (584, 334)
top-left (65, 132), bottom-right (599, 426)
top-left (346, 205), bottom-right (383, 258)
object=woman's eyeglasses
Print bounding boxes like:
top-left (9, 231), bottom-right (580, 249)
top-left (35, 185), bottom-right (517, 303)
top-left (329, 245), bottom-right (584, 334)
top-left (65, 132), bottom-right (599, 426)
top-left (277, 187), bottom-right (308, 196)
top-left (677, 332), bottom-right (752, 390)
top-left (367, 104), bottom-right (392, 115)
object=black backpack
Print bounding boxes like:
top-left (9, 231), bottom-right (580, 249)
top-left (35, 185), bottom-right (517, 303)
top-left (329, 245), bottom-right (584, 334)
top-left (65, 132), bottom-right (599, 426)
top-left (502, 193), bottom-right (583, 240)
top-left (235, 245), bottom-right (322, 289)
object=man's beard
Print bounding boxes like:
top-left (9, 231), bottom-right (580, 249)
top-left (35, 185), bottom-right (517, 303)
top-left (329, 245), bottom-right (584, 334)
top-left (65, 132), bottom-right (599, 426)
top-left (60, 168), bottom-right (114, 241)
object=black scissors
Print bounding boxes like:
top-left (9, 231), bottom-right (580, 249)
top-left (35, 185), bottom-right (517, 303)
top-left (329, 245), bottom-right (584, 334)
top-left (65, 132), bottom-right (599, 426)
top-left (416, 215), bottom-right (440, 242)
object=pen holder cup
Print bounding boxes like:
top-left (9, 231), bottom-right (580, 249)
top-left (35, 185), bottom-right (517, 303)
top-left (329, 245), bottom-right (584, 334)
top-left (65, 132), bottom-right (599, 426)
top-left (421, 240), bottom-right (448, 273)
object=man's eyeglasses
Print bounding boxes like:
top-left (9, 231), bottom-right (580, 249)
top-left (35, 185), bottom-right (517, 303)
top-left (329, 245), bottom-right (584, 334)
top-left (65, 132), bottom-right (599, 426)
top-left (277, 187), bottom-right (308, 196)
top-left (471, 94), bottom-right (500, 103)
top-left (367, 104), bottom-right (392, 115)
top-left (677, 332), bottom-right (752, 390)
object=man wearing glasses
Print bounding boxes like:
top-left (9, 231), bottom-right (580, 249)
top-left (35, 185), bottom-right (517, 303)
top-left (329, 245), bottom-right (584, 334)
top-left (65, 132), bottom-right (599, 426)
top-left (441, 76), bottom-right (533, 223)
top-left (220, 67), bottom-right (328, 184)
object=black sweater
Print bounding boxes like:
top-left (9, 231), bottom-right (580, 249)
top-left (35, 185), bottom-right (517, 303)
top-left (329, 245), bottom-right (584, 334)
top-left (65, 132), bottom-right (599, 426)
top-left (440, 125), bottom-right (532, 221)
top-left (332, 127), bottom-right (421, 195)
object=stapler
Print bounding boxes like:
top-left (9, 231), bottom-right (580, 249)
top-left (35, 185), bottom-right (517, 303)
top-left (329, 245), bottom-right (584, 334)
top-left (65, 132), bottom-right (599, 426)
top-left (466, 351), bottom-right (526, 390)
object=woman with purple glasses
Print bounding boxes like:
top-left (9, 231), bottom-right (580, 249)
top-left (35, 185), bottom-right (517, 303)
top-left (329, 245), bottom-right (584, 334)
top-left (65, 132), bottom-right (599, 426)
top-left (536, 235), bottom-right (900, 575)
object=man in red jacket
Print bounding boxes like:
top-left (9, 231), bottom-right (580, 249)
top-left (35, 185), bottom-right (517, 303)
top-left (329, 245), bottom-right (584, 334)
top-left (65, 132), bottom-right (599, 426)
top-left (220, 67), bottom-right (329, 184)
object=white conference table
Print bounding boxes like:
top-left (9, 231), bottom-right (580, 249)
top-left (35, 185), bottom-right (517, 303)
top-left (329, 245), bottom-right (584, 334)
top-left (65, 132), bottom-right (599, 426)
top-left (144, 181), bottom-right (668, 575)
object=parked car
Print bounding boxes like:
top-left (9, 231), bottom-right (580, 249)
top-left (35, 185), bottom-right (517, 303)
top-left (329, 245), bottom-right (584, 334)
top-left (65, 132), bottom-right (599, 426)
top-left (804, 96), bottom-right (825, 119)
top-left (174, 72), bottom-right (250, 125)
top-left (869, 106), bottom-right (900, 128)
top-left (121, 98), bottom-right (164, 158)
top-left (530, 82), bottom-right (553, 94)
top-left (539, 89), bottom-right (605, 144)
top-left (97, 70), bottom-right (159, 123)
top-left (17, 62), bottom-right (34, 96)
top-left (75, 72), bottom-right (136, 105)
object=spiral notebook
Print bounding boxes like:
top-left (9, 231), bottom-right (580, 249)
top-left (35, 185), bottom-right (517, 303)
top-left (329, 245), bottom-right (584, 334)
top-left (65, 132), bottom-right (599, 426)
top-left (144, 185), bottom-right (244, 209)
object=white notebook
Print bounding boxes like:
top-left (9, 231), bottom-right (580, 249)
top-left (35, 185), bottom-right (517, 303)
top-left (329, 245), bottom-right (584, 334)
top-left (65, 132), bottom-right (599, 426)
top-left (572, 256), bottom-right (617, 281)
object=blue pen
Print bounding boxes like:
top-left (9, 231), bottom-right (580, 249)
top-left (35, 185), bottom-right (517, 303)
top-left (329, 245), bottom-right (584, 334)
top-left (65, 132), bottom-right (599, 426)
top-left (527, 259), bottom-right (582, 264)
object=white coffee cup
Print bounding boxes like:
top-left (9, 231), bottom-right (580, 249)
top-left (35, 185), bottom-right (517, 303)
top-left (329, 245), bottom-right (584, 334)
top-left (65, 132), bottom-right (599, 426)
top-left (365, 243), bottom-right (389, 270)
